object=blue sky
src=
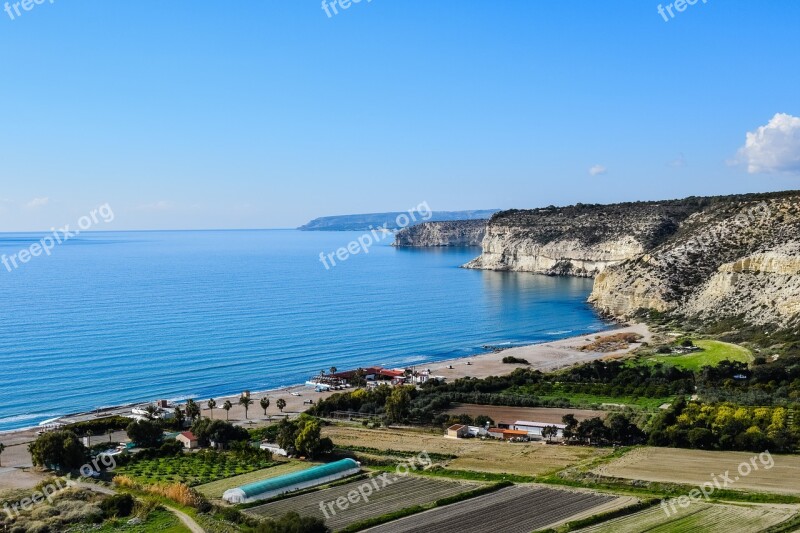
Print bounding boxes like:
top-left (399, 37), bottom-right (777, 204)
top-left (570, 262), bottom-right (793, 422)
top-left (1, 0), bottom-right (799, 230)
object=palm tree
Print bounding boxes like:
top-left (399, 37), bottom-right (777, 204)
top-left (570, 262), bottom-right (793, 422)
top-left (144, 404), bottom-right (159, 420)
top-left (207, 398), bottom-right (216, 419)
top-left (0, 443), bottom-right (5, 467)
top-left (174, 407), bottom-right (185, 428)
top-left (239, 395), bottom-right (253, 419)
top-left (260, 397), bottom-right (270, 416)
top-left (185, 399), bottom-right (201, 423)
top-left (107, 428), bottom-right (114, 443)
top-left (222, 400), bottom-right (232, 420)
top-left (85, 430), bottom-right (94, 446)
top-left (276, 398), bottom-right (286, 413)
top-left (329, 366), bottom-right (337, 376)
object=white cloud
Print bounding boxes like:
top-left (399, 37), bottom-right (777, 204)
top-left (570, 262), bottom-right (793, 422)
top-left (25, 197), bottom-right (50, 209)
top-left (588, 164), bottom-right (607, 176)
top-left (737, 113), bottom-right (800, 174)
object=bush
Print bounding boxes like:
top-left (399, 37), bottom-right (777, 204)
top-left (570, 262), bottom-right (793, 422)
top-left (65, 416), bottom-right (131, 436)
top-left (257, 512), bottom-right (330, 532)
top-left (502, 356), bottom-right (530, 365)
top-left (100, 494), bottom-right (135, 518)
top-left (28, 431), bottom-right (88, 472)
top-left (126, 419), bottom-right (164, 449)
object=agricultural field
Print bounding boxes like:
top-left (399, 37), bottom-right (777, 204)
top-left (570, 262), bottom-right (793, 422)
top-left (574, 502), bottom-right (796, 533)
top-left (245, 475), bottom-right (481, 531)
top-left (116, 452), bottom-right (273, 486)
top-left (322, 425), bottom-right (610, 477)
top-left (445, 404), bottom-right (606, 424)
top-left (195, 461), bottom-right (312, 498)
top-left (595, 447), bottom-right (800, 495)
top-left (644, 340), bottom-right (753, 370)
top-left (529, 390), bottom-right (674, 410)
top-left (367, 485), bottom-right (627, 533)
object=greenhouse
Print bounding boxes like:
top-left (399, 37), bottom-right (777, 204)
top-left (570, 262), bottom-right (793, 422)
top-left (222, 458), bottom-right (361, 503)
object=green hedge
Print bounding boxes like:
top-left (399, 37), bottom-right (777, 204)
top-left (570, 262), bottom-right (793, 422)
top-left (534, 498), bottom-right (660, 532)
top-left (65, 416), bottom-right (132, 435)
top-left (434, 481), bottom-right (512, 507)
top-left (337, 505), bottom-right (426, 533)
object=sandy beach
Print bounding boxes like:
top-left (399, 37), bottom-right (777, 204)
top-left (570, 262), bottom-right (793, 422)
top-left (2, 323), bottom-right (651, 437)
top-left (0, 323), bottom-right (650, 490)
top-left (187, 323), bottom-right (651, 424)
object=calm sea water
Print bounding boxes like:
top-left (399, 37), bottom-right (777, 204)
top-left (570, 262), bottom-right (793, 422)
top-left (0, 230), bottom-right (609, 432)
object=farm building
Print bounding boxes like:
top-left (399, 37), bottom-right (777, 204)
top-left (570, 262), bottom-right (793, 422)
top-left (512, 421), bottom-right (566, 440)
top-left (176, 431), bottom-right (199, 449)
top-left (446, 424), bottom-right (469, 438)
top-left (487, 428), bottom-right (529, 441)
top-left (223, 458), bottom-right (361, 504)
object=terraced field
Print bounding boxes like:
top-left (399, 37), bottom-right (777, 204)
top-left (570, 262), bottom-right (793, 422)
top-left (366, 485), bottom-right (621, 533)
top-left (245, 475), bottom-right (480, 531)
top-left (574, 502), bottom-right (796, 533)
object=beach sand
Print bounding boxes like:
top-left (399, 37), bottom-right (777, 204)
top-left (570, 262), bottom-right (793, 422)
top-left (170, 323), bottom-right (651, 424)
top-left (0, 323), bottom-right (650, 490)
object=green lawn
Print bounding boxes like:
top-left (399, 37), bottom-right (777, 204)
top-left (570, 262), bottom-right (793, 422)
top-left (116, 452), bottom-right (274, 487)
top-left (645, 340), bottom-right (753, 370)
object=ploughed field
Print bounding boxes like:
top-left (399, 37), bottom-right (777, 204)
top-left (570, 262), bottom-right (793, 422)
top-left (366, 485), bottom-right (622, 533)
top-left (323, 425), bottom-right (609, 476)
top-left (245, 475), bottom-right (480, 531)
top-left (594, 447), bottom-right (800, 495)
top-left (574, 502), bottom-right (796, 533)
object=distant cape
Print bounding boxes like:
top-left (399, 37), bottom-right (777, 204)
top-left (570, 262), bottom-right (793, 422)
top-left (298, 209), bottom-right (499, 231)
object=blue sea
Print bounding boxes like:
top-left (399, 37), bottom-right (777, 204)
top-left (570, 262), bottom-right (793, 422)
top-left (0, 230), bottom-right (609, 432)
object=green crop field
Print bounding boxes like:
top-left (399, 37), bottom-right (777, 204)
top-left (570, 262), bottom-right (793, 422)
top-left (116, 452), bottom-right (274, 487)
top-left (574, 502), bottom-right (794, 533)
top-left (644, 340), bottom-right (753, 370)
top-left (531, 391), bottom-right (674, 410)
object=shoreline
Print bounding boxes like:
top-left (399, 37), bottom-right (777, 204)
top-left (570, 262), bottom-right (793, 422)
top-left (0, 323), bottom-right (651, 443)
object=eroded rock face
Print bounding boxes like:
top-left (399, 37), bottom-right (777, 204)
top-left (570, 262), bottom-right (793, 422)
top-left (463, 201), bottom-right (704, 277)
top-left (587, 194), bottom-right (800, 328)
top-left (464, 192), bottom-right (800, 329)
top-left (393, 220), bottom-right (486, 247)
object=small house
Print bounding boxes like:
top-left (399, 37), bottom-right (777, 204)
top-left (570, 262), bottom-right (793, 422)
top-left (446, 424), bottom-right (469, 439)
top-left (176, 431), bottom-right (199, 449)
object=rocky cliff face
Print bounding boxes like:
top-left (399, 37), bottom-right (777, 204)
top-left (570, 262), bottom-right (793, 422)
top-left (466, 191), bottom-right (800, 330)
top-left (394, 220), bottom-right (487, 247)
top-left (464, 202), bottom-right (704, 277)
top-left (589, 193), bottom-right (800, 328)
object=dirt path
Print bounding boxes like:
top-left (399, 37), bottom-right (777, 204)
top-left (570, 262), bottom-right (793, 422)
top-left (78, 481), bottom-right (205, 532)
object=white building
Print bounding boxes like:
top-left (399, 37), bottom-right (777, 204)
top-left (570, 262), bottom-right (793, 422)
top-left (512, 420), bottom-right (567, 440)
